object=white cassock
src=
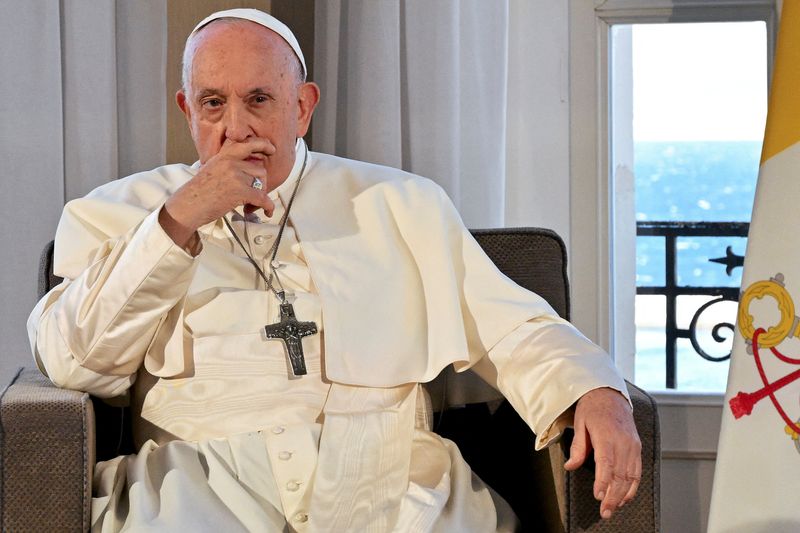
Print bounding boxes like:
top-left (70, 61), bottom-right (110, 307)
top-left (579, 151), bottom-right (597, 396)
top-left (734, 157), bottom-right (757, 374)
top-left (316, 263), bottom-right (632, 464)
top-left (28, 140), bottom-right (629, 532)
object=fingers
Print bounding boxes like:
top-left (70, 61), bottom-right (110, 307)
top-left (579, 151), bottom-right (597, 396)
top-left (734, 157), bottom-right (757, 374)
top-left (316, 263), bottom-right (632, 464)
top-left (596, 452), bottom-right (623, 519)
top-left (569, 387), bottom-right (642, 520)
top-left (564, 422), bottom-right (638, 520)
top-left (564, 417), bottom-right (591, 471)
top-left (622, 477), bottom-right (640, 507)
top-left (593, 450), bottom-right (614, 513)
top-left (621, 449), bottom-right (643, 507)
top-left (241, 159), bottom-right (268, 182)
top-left (221, 137), bottom-right (276, 159)
top-left (168, 156), bottom-right (273, 230)
top-left (237, 162), bottom-right (273, 217)
top-left (597, 447), bottom-right (642, 519)
top-left (595, 429), bottom-right (642, 518)
top-left (168, 137), bottom-right (280, 230)
top-left (215, 156), bottom-right (271, 211)
top-left (243, 188), bottom-right (275, 218)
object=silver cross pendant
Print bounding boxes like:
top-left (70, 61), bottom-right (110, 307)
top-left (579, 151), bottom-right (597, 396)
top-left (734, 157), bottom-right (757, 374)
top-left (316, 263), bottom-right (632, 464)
top-left (264, 302), bottom-right (318, 376)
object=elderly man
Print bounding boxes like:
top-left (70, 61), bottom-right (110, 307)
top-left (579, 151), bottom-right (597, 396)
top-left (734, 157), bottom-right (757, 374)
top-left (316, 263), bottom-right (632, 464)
top-left (28, 9), bottom-right (640, 532)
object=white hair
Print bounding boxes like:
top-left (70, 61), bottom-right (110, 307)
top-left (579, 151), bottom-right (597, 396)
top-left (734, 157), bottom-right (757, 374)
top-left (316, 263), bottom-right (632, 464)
top-left (181, 17), bottom-right (305, 94)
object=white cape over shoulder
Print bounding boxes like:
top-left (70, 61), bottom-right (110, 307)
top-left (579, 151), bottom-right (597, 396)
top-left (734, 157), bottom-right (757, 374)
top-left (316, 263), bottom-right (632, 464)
top-left (53, 149), bottom-right (559, 388)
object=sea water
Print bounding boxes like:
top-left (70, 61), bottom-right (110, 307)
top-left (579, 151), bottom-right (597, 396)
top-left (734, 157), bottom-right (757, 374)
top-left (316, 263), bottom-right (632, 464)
top-left (634, 140), bottom-right (761, 391)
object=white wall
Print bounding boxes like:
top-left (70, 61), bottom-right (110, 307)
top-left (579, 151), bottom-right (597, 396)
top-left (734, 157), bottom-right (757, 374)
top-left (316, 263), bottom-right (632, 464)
top-left (657, 394), bottom-right (724, 533)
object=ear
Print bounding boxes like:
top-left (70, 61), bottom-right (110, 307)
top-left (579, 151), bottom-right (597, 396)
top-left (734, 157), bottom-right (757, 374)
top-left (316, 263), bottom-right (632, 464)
top-left (176, 89), bottom-right (192, 123)
top-left (295, 82), bottom-right (320, 138)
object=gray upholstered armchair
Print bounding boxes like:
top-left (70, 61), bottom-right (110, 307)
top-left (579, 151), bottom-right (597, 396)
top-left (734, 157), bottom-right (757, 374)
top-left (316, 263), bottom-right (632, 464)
top-left (1, 228), bottom-right (660, 532)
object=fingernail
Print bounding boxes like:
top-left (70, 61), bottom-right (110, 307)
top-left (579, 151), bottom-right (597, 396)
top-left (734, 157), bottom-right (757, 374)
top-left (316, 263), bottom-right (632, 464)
top-left (597, 491), bottom-right (605, 501)
top-left (602, 509), bottom-right (612, 519)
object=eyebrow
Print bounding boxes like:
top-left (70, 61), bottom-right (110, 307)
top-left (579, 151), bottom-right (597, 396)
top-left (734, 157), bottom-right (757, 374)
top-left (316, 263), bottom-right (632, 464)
top-left (195, 88), bottom-right (223, 101)
top-left (194, 87), bottom-right (271, 101)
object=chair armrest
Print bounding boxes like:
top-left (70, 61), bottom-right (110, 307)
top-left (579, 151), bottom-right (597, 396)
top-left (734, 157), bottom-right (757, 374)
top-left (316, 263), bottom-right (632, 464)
top-left (1, 367), bottom-right (95, 532)
top-left (548, 381), bottom-right (660, 532)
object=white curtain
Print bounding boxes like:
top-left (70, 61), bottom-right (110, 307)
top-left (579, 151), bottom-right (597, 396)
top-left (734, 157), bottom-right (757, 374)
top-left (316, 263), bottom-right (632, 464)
top-left (0, 0), bottom-right (167, 383)
top-left (312, 0), bottom-right (571, 233)
top-left (313, 0), bottom-right (508, 228)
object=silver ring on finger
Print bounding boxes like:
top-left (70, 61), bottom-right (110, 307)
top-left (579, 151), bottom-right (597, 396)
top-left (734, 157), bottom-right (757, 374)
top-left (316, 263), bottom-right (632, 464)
top-left (251, 176), bottom-right (264, 190)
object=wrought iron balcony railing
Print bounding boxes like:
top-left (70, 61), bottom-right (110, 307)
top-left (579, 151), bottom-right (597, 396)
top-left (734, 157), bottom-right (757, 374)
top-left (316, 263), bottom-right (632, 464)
top-left (636, 221), bottom-right (750, 389)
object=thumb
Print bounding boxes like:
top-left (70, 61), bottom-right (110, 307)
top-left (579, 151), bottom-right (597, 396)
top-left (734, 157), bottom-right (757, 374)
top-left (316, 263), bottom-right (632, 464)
top-left (564, 419), bottom-right (591, 471)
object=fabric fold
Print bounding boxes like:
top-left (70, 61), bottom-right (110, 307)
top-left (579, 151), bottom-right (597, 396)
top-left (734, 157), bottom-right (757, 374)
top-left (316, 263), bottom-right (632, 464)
top-left (287, 152), bottom-right (557, 386)
top-left (310, 383), bottom-right (418, 532)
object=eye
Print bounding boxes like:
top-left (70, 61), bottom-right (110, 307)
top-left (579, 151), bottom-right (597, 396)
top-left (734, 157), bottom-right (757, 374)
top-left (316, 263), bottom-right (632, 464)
top-left (201, 98), bottom-right (223, 109)
top-left (252, 94), bottom-right (271, 105)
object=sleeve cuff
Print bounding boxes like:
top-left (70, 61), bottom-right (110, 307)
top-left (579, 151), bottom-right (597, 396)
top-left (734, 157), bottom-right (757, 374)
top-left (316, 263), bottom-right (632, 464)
top-left (486, 318), bottom-right (631, 451)
top-left (535, 383), bottom-right (631, 450)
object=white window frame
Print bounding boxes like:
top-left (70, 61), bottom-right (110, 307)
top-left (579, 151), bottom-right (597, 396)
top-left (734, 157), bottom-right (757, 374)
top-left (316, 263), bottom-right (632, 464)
top-left (568, 0), bottom-right (778, 397)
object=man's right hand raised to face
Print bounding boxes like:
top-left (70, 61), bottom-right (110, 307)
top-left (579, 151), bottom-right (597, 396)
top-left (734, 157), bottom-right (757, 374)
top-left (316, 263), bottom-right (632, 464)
top-left (159, 138), bottom-right (276, 250)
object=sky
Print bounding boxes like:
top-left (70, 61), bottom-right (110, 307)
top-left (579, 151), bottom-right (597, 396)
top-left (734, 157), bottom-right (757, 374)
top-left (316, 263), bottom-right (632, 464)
top-left (630, 21), bottom-right (768, 142)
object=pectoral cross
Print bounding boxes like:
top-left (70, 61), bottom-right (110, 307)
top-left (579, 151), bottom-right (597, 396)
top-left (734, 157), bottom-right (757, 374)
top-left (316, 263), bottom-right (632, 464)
top-left (264, 302), bottom-right (318, 376)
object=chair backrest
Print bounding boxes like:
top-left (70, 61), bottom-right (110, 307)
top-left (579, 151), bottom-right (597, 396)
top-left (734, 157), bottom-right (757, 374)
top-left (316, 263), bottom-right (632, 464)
top-left (471, 228), bottom-right (569, 320)
top-left (39, 240), bottom-right (60, 299)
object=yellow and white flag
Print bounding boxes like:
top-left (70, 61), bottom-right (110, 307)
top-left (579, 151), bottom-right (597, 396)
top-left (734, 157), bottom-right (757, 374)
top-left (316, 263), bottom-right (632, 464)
top-left (709, 4), bottom-right (800, 532)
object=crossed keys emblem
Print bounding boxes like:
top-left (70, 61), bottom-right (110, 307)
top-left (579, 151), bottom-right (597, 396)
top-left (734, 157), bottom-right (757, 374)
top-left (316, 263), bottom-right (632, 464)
top-left (731, 273), bottom-right (800, 452)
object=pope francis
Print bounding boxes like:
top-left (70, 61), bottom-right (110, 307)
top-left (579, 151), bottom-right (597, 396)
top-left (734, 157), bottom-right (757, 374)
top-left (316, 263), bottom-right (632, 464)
top-left (27, 8), bottom-right (641, 533)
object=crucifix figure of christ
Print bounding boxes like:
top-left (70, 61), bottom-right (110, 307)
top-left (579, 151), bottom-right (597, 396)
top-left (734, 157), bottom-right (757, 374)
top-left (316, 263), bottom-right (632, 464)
top-left (264, 302), bottom-right (318, 376)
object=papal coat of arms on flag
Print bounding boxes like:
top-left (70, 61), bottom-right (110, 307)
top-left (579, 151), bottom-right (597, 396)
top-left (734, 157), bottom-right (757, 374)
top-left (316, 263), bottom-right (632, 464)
top-left (730, 274), bottom-right (800, 452)
top-left (708, 3), bottom-right (800, 532)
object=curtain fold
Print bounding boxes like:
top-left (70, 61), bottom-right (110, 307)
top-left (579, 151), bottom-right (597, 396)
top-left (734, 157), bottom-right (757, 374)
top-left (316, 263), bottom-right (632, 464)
top-left (0, 0), bottom-right (167, 384)
top-left (117, 0), bottom-right (169, 178)
top-left (313, 0), bottom-right (509, 229)
top-left (504, 0), bottom-right (570, 234)
top-left (313, 1), bottom-right (571, 236)
top-left (62, 0), bottom-right (120, 201)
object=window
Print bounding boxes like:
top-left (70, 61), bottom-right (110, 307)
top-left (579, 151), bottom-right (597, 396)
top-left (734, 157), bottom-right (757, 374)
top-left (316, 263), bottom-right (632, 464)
top-left (611, 22), bottom-right (768, 391)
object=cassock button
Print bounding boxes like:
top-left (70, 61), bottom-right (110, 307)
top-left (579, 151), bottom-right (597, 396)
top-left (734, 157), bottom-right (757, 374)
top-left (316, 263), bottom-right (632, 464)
top-left (286, 481), bottom-right (301, 492)
top-left (294, 512), bottom-right (309, 523)
top-left (272, 426), bottom-right (285, 435)
top-left (254, 235), bottom-right (266, 245)
top-left (278, 451), bottom-right (292, 461)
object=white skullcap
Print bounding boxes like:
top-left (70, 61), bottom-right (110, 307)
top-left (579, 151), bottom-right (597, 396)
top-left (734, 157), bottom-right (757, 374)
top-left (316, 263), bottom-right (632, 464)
top-left (189, 8), bottom-right (306, 78)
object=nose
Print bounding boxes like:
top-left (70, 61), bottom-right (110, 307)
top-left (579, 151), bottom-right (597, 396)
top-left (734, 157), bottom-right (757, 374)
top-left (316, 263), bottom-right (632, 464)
top-left (223, 104), bottom-right (254, 143)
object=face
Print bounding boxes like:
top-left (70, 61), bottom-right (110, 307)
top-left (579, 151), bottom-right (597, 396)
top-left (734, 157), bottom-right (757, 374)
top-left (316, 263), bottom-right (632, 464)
top-left (177, 21), bottom-right (319, 190)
